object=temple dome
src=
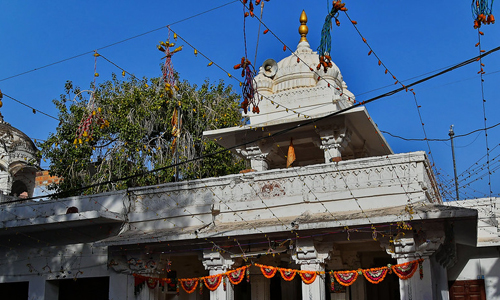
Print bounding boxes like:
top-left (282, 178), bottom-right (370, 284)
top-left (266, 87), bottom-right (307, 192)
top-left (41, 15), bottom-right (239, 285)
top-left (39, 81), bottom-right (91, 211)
top-left (276, 41), bottom-right (342, 92)
top-left (248, 10), bottom-right (355, 126)
top-left (0, 114), bottom-right (40, 200)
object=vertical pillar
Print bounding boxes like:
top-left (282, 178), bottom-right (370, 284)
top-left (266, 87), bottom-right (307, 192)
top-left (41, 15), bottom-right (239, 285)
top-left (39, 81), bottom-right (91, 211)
top-left (381, 230), bottom-right (446, 300)
top-left (317, 126), bottom-right (351, 163)
top-left (202, 251), bottom-right (235, 300)
top-left (236, 143), bottom-right (270, 171)
top-left (293, 239), bottom-right (330, 300)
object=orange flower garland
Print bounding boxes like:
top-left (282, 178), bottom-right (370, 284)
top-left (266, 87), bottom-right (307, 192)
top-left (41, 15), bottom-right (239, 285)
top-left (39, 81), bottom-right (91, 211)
top-left (391, 259), bottom-right (422, 280)
top-left (362, 267), bottom-right (389, 284)
top-left (203, 274), bottom-right (222, 291)
top-left (256, 263), bottom-right (278, 279)
top-left (131, 258), bottom-right (424, 294)
top-left (227, 266), bottom-right (248, 285)
top-left (179, 278), bottom-right (199, 293)
top-left (299, 271), bottom-right (317, 285)
top-left (279, 268), bottom-right (297, 281)
top-left (333, 270), bottom-right (359, 287)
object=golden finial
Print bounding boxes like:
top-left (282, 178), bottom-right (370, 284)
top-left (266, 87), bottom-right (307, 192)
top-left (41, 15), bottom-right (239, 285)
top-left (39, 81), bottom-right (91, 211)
top-left (299, 10), bottom-right (308, 43)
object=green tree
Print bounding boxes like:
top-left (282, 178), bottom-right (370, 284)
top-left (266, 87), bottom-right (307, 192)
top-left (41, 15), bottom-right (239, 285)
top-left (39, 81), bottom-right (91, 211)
top-left (38, 75), bottom-right (246, 196)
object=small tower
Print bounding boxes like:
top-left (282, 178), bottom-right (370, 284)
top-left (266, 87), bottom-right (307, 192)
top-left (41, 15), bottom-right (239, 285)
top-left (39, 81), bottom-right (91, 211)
top-left (0, 111), bottom-right (40, 201)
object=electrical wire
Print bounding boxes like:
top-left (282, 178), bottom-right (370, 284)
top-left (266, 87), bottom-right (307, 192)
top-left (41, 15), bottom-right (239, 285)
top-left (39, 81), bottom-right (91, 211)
top-left (0, 0), bottom-right (239, 83)
top-left (9, 46), bottom-right (498, 203)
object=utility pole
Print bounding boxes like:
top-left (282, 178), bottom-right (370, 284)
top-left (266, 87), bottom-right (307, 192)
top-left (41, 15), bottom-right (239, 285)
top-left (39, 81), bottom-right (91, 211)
top-left (449, 125), bottom-right (459, 201)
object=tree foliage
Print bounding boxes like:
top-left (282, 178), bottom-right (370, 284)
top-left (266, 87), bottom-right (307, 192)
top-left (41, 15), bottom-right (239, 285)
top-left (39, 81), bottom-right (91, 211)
top-left (38, 75), bottom-right (246, 196)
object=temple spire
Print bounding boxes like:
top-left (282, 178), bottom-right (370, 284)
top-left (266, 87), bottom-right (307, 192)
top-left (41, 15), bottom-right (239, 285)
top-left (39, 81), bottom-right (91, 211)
top-left (299, 10), bottom-right (308, 43)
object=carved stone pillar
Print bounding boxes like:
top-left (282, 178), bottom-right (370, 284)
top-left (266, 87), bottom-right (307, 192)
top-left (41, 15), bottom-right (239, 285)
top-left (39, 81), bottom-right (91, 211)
top-left (317, 126), bottom-right (351, 163)
top-left (202, 251), bottom-right (235, 300)
top-left (381, 227), bottom-right (447, 300)
top-left (236, 143), bottom-right (270, 171)
top-left (293, 239), bottom-right (330, 300)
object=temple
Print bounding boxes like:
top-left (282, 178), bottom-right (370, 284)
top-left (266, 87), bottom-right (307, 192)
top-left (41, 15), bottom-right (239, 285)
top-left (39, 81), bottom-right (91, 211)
top-left (0, 10), bottom-right (497, 300)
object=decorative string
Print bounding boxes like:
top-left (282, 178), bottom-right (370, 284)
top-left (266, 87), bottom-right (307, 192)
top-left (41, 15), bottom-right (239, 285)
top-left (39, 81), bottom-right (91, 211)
top-left (472, 0), bottom-right (495, 29)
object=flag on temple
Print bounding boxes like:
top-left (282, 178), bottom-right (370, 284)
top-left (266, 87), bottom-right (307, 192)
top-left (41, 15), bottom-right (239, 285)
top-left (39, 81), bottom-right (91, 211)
top-left (287, 138), bottom-right (296, 168)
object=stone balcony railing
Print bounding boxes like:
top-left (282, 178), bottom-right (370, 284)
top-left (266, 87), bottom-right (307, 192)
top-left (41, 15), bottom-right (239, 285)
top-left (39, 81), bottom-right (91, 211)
top-left (0, 151), bottom-right (440, 238)
top-left (127, 151), bottom-right (440, 233)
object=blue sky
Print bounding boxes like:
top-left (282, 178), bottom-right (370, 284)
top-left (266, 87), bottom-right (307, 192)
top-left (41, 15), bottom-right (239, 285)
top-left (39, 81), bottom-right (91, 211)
top-left (1, 0), bottom-right (499, 201)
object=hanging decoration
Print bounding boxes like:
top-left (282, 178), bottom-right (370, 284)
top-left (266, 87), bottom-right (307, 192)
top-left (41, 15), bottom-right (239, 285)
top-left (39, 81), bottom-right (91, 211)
top-left (132, 259), bottom-right (423, 294)
top-left (286, 138), bottom-right (296, 168)
top-left (158, 27), bottom-right (182, 98)
top-left (299, 270), bottom-right (317, 285)
top-left (391, 259), bottom-right (423, 280)
top-left (317, 1), bottom-right (347, 72)
top-left (74, 52), bottom-right (109, 144)
top-left (203, 274), bottom-right (222, 291)
top-left (257, 263), bottom-right (278, 279)
top-left (332, 270), bottom-right (359, 287)
top-left (279, 268), bottom-right (297, 281)
top-left (239, 0), bottom-right (263, 115)
top-left (243, 0), bottom-right (270, 17)
top-left (227, 266), bottom-right (248, 284)
top-left (362, 267), bottom-right (389, 284)
top-left (472, 0), bottom-right (495, 29)
top-left (179, 278), bottom-right (199, 294)
top-left (234, 57), bottom-right (258, 114)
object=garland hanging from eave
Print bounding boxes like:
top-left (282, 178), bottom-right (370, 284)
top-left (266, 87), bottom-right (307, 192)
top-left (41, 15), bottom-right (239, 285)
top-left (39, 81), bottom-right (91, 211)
top-left (132, 259), bottom-right (423, 294)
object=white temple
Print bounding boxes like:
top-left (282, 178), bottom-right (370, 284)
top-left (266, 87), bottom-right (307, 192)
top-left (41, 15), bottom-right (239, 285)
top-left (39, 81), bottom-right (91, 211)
top-left (0, 10), bottom-right (498, 300)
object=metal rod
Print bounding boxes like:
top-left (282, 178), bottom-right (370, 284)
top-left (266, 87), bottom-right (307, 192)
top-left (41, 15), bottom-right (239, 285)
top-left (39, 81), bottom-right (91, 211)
top-left (449, 125), bottom-right (459, 201)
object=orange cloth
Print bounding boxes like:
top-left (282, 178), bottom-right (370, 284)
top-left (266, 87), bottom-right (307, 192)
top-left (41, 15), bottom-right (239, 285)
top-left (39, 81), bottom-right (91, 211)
top-left (286, 138), bottom-right (296, 168)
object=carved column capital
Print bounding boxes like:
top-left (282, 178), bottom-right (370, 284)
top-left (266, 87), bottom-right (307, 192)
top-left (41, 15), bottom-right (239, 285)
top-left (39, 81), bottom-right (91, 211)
top-left (202, 251), bottom-right (234, 272)
top-left (316, 126), bottom-right (351, 163)
top-left (236, 142), bottom-right (271, 171)
top-left (292, 239), bottom-right (331, 265)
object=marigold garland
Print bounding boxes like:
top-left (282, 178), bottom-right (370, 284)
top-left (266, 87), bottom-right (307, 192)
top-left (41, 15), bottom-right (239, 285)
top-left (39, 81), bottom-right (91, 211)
top-left (179, 278), bottom-right (199, 294)
top-left (227, 266), bottom-right (248, 284)
top-left (299, 271), bottom-right (317, 285)
top-left (333, 270), bottom-right (359, 287)
top-left (131, 258), bottom-right (424, 294)
top-left (203, 274), bottom-right (222, 291)
top-left (391, 259), bottom-right (422, 280)
top-left (279, 268), bottom-right (297, 281)
top-left (256, 263), bottom-right (278, 279)
top-left (362, 267), bottom-right (388, 284)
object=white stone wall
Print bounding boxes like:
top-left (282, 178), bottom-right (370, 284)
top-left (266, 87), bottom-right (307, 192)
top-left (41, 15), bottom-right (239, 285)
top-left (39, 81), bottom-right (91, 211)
top-left (0, 243), bottom-right (134, 300)
top-left (128, 151), bottom-right (437, 232)
top-left (455, 258), bottom-right (500, 300)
